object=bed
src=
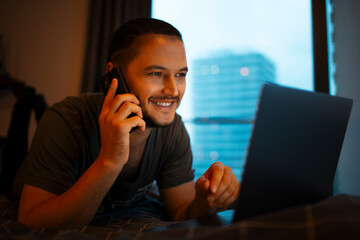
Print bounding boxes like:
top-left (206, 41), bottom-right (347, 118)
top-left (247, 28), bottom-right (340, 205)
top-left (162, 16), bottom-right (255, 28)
top-left (1, 193), bottom-right (359, 239)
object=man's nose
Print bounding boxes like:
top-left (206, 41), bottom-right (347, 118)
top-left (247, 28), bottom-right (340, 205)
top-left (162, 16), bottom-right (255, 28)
top-left (162, 76), bottom-right (179, 96)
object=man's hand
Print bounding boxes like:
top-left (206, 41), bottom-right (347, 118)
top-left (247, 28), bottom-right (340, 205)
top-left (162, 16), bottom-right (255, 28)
top-left (195, 161), bottom-right (240, 208)
top-left (98, 78), bottom-right (146, 168)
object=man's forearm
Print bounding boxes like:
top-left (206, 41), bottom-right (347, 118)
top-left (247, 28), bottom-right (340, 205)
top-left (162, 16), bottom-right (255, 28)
top-left (19, 157), bottom-right (123, 229)
top-left (174, 194), bottom-right (216, 221)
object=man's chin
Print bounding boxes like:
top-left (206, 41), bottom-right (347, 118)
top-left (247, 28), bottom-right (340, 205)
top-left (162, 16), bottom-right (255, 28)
top-left (143, 114), bottom-right (175, 128)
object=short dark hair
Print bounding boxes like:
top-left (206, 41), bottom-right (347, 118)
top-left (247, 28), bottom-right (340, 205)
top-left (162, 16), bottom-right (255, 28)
top-left (107, 18), bottom-right (183, 69)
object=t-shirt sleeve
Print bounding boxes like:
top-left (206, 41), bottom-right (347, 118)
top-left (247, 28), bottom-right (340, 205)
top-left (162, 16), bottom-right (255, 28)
top-left (156, 115), bottom-right (195, 188)
top-left (23, 108), bottom-right (82, 195)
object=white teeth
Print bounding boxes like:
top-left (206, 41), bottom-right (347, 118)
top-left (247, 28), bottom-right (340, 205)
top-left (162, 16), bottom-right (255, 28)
top-left (154, 102), bottom-right (172, 107)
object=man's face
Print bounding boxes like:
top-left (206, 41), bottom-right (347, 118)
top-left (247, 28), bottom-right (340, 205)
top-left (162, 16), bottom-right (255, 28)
top-left (124, 34), bottom-right (188, 128)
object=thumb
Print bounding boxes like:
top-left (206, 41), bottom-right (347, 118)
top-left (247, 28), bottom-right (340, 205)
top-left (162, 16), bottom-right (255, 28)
top-left (195, 176), bottom-right (210, 196)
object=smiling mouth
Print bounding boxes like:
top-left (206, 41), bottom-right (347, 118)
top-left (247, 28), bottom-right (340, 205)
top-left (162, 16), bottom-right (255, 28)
top-left (152, 101), bottom-right (172, 107)
top-left (150, 100), bottom-right (176, 108)
top-left (149, 97), bottom-right (179, 109)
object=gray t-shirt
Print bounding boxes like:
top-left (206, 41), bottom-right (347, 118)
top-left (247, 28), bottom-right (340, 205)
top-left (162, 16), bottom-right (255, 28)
top-left (23, 93), bottom-right (194, 213)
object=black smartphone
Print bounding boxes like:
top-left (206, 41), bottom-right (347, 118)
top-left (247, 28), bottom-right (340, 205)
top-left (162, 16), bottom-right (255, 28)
top-left (101, 66), bottom-right (130, 95)
top-left (100, 66), bottom-right (139, 132)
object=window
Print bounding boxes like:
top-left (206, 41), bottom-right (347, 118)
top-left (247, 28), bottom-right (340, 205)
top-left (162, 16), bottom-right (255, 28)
top-left (326, 0), bottom-right (336, 95)
top-left (152, 0), bottom-right (314, 180)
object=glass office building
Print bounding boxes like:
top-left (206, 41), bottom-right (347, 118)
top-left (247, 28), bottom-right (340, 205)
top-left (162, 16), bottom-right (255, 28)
top-left (187, 52), bottom-right (276, 179)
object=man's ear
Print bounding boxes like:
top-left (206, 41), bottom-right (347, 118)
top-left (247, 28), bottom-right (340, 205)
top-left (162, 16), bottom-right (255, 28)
top-left (106, 62), bottom-right (115, 73)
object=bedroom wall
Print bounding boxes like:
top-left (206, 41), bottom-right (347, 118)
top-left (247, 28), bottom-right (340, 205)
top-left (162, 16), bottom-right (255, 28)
top-left (332, 0), bottom-right (360, 196)
top-left (0, 0), bottom-right (89, 143)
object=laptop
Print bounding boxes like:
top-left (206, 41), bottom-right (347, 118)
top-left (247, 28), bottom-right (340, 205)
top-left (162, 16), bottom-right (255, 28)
top-left (152, 83), bottom-right (353, 230)
top-left (233, 83), bottom-right (353, 221)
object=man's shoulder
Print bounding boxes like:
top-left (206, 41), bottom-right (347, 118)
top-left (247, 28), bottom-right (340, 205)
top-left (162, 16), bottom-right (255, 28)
top-left (52, 93), bottom-right (104, 109)
top-left (38, 93), bottom-right (104, 135)
top-left (49, 93), bottom-right (104, 119)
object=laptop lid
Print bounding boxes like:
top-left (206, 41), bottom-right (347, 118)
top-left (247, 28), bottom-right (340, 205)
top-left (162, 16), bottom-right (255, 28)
top-left (233, 83), bottom-right (353, 222)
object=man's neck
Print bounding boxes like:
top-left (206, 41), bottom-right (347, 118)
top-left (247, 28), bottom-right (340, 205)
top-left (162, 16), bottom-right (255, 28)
top-left (123, 127), bottom-right (152, 182)
top-left (129, 127), bottom-right (152, 147)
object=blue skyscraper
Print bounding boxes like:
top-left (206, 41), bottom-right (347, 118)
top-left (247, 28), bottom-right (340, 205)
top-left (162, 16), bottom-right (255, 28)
top-left (187, 52), bottom-right (276, 179)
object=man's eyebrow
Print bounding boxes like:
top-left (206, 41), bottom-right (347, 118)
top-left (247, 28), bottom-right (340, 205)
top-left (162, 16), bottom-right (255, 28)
top-left (144, 65), bottom-right (188, 72)
top-left (180, 66), bottom-right (189, 72)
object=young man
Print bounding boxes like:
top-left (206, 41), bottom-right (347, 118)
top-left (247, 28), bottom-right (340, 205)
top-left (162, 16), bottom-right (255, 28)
top-left (18, 18), bottom-right (240, 230)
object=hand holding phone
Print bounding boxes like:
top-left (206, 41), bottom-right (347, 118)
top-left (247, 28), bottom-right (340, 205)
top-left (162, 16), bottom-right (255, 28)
top-left (100, 67), bottom-right (140, 132)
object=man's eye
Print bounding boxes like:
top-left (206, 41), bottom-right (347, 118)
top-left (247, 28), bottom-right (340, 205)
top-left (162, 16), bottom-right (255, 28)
top-left (150, 72), bottom-right (162, 76)
top-left (176, 73), bottom-right (187, 77)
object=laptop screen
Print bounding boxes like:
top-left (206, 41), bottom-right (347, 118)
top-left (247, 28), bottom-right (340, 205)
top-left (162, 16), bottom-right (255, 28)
top-left (233, 84), bottom-right (353, 221)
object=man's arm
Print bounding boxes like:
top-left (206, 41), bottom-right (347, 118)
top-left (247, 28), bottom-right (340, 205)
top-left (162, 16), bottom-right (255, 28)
top-left (18, 79), bottom-right (146, 229)
top-left (18, 158), bottom-right (122, 229)
top-left (160, 162), bottom-right (240, 221)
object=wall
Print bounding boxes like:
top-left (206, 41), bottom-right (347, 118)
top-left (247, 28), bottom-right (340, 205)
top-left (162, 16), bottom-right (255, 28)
top-left (0, 0), bottom-right (89, 142)
top-left (332, 0), bottom-right (360, 196)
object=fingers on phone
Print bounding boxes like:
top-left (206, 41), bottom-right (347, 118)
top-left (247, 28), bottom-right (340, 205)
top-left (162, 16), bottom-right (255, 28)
top-left (107, 78), bottom-right (118, 100)
top-left (116, 101), bottom-right (143, 119)
top-left (100, 79), bottom-right (117, 117)
top-left (132, 117), bottom-right (146, 132)
top-left (109, 94), bottom-right (140, 113)
top-left (101, 83), bottom-right (145, 132)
